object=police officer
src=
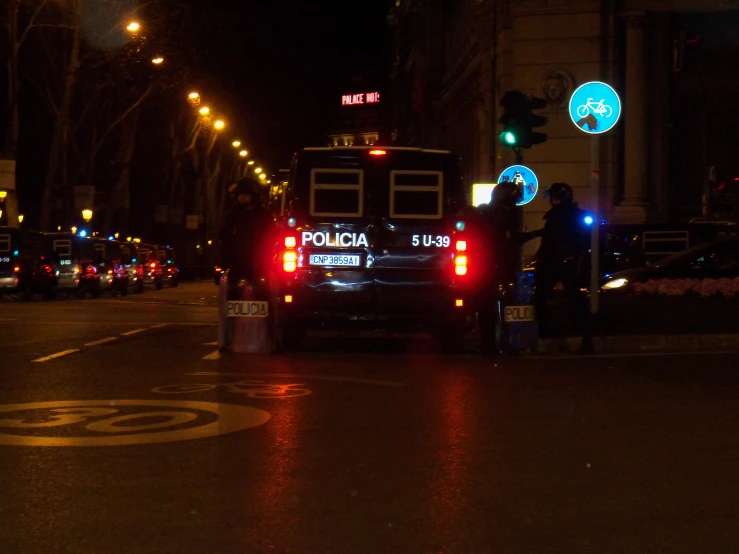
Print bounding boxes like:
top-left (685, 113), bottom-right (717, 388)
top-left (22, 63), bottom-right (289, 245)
top-left (477, 181), bottom-right (524, 354)
top-left (219, 176), bottom-right (277, 283)
top-left (528, 182), bottom-right (594, 354)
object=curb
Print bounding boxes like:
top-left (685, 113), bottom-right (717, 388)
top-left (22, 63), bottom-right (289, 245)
top-left (533, 333), bottom-right (739, 356)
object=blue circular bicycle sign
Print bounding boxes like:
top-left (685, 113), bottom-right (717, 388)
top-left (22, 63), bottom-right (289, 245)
top-left (497, 165), bottom-right (538, 206)
top-left (568, 81), bottom-right (621, 134)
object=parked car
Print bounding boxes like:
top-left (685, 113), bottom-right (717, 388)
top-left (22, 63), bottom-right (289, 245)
top-left (600, 238), bottom-right (739, 293)
top-left (45, 232), bottom-right (101, 298)
top-left (89, 237), bottom-right (129, 296)
top-left (156, 244), bottom-right (179, 287)
top-left (0, 227), bottom-right (57, 301)
top-left (136, 242), bottom-right (163, 289)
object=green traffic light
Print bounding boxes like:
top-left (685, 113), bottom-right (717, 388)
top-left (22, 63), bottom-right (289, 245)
top-left (501, 131), bottom-right (517, 145)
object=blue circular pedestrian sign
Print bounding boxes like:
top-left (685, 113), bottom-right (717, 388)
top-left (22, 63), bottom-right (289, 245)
top-left (497, 165), bottom-right (538, 206)
top-left (568, 81), bottom-right (621, 134)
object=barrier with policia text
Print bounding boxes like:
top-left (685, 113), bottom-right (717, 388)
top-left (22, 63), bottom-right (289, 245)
top-left (218, 270), bottom-right (273, 354)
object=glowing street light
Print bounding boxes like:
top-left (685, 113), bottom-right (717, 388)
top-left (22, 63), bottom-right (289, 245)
top-left (151, 57), bottom-right (164, 65)
top-left (188, 92), bottom-right (200, 100)
top-left (199, 106), bottom-right (210, 116)
top-left (258, 173), bottom-right (267, 181)
top-left (126, 21), bottom-right (140, 33)
top-left (214, 120), bottom-right (225, 130)
top-left (0, 191), bottom-right (7, 199)
top-left (82, 209), bottom-right (93, 222)
top-left (247, 160), bottom-right (255, 165)
top-left (232, 140), bottom-right (241, 148)
top-left (18, 215), bottom-right (24, 223)
top-left (254, 167), bottom-right (263, 174)
top-left (239, 150), bottom-right (248, 157)
top-left (71, 226), bottom-right (78, 234)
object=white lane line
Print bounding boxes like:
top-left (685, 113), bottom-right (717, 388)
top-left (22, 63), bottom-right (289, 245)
top-left (150, 323), bottom-right (170, 329)
top-left (202, 342), bottom-right (218, 346)
top-left (84, 337), bottom-right (118, 347)
top-left (121, 328), bottom-right (148, 336)
top-left (202, 350), bottom-right (221, 360)
top-left (32, 349), bottom-right (80, 363)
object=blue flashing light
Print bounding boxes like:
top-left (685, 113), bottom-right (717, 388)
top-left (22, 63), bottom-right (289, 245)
top-left (166, 244), bottom-right (171, 248)
top-left (132, 258), bottom-right (137, 263)
top-left (455, 221), bottom-right (465, 231)
top-left (79, 230), bottom-right (88, 237)
top-left (583, 215), bottom-right (594, 226)
top-left (108, 235), bottom-right (114, 240)
top-left (13, 250), bottom-right (19, 256)
top-left (287, 217), bottom-right (296, 228)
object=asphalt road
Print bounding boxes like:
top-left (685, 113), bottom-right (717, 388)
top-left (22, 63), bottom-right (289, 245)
top-left (1, 281), bottom-right (739, 553)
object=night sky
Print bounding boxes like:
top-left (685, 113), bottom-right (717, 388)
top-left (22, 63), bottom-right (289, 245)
top-left (199, 0), bottom-right (396, 171)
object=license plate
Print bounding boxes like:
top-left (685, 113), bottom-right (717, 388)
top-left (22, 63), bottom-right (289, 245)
top-left (504, 305), bottom-right (535, 323)
top-left (309, 254), bottom-right (361, 267)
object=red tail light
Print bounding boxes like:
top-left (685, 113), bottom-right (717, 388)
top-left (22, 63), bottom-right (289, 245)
top-left (283, 234), bottom-right (297, 272)
top-left (454, 239), bottom-right (468, 276)
top-left (13, 266), bottom-right (20, 273)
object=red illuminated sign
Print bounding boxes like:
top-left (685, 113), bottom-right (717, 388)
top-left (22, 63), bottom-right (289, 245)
top-left (341, 92), bottom-right (381, 106)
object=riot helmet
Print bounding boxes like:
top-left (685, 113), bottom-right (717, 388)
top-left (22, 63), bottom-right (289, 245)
top-left (543, 182), bottom-right (574, 203)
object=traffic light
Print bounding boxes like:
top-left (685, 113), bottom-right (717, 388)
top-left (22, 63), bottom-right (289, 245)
top-left (498, 90), bottom-right (548, 149)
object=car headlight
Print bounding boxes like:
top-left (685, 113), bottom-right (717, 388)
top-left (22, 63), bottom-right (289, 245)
top-left (602, 278), bottom-right (628, 290)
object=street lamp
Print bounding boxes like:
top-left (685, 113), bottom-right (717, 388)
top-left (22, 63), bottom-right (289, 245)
top-left (199, 106), bottom-right (210, 116)
top-left (239, 150), bottom-right (248, 157)
top-left (232, 140), bottom-right (241, 148)
top-left (151, 57), bottom-right (164, 65)
top-left (187, 92), bottom-right (200, 106)
top-left (254, 167), bottom-right (263, 174)
top-left (247, 160), bottom-right (254, 165)
top-left (126, 21), bottom-right (140, 33)
top-left (82, 209), bottom-right (93, 223)
top-left (259, 173), bottom-right (267, 181)
top-left (17, 215), bottom-right (23, 223)
top-left (71, 226), bottom-right (78, 234)
top-left (0, 191), bottom-right (6, 199)
top-left (214, 120), bottom-right (225, 131)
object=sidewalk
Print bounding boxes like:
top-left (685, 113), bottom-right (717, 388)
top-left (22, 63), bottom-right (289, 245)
top-left (533, 333), bottom-right (739, 356)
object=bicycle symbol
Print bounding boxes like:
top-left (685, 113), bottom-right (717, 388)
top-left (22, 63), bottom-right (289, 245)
top-left (151, 380), bottom-right (312, 398)
top-left (576, 98), bottom-right (613, 119)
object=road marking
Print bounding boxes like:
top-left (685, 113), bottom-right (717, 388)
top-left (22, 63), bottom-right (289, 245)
top-left (31, 349), bottom-right (80, 363)
top-left (203, 341), bottom-right (218, 346)
top-left (84, 337), bottom-right (118, 347)
top-left (203, 350), bottom-right (221, 360)
top-left (150, 323), bottom-right (170, 329)
top-left (0, 400), bottom-right (270, 447)
top-left (121, 328), bottom-right (147, 336)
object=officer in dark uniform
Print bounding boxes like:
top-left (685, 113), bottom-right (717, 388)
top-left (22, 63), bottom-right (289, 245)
top-left (219, 176), bottom-right (277, 284)
top-left (477, 181), bottom-right (524, 354)
top-left (527, 182), bottom-right (594, 354)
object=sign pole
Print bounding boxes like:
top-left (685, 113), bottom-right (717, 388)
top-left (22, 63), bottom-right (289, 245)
top-left (590, 135), bottom-right (600, 315)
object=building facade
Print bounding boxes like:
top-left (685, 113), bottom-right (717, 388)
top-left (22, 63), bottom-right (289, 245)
top-left (388, 0), bottom-right (739, 257)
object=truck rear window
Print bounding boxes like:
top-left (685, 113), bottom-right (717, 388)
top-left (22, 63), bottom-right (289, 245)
top-left (310, 169), bottom-right (364, 217)
top-left (390, 170), bottom-right (443, 219)
top-left (0, 234), bottom-right (9, 253)
top-left (53, 240), bottom-right (72, 257)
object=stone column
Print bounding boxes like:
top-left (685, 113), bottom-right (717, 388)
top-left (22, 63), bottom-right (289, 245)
top-left (614, 14), bottom-right (650, 224)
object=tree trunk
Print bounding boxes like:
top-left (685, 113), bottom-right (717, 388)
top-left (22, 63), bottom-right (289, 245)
top-left (104, 107), bottom-right (142, 236)
top-left (39, 20), bottom-right (80, 231)
top-left (1, 0), bottom-right (21, 227)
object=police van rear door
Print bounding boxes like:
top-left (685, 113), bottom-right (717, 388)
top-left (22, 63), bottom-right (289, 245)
top-left (291, 152), bottom-right (374, 314)
top-left (369, 150), bottom-right (465, 318)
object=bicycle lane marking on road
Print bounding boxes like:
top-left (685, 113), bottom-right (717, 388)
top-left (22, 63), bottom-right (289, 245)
top-left (0, 400), bottom-right (271, 447)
